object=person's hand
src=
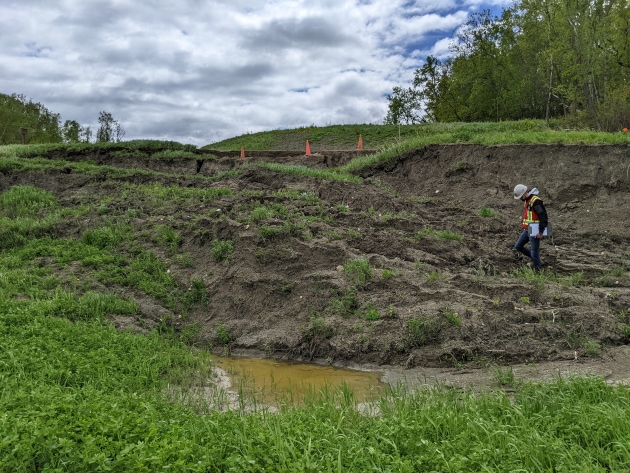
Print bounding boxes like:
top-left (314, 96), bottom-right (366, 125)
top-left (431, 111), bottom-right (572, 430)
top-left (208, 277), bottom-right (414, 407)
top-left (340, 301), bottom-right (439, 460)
top-left (535, 233), bottom-right (543, 239)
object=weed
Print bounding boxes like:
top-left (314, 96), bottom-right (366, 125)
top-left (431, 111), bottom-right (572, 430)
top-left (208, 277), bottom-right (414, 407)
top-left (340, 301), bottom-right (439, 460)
top-left (306, 316), bottom-right (334, 339)
top-left (174, 253), bottom-right (194, 268)
top-left (157, 225), bottom-right (181, 252)
top-left (325, 230), bottom-right (343, 241)
top-left (183, 278), bottom-right (208, 307)
top-left (478, 206), bottom-right (496, 218)
top-left (345, 228), bottom-right (362, 238)
top-left (327, 289), bottom-right (359, 317)
top-left (212, 239), bottom-right (234, 262)
top-left (216, 324), bottom-right (233, 345)
top-left (520, 297), bottom-right (530, 304)
top-left (566, 331), bottom-right (587, 350)
top-left (343, 258), bottom-right (373, 287)
top-left (381, 269), bottom-right (396, 279)
top-left (384, 305), bottom-right (398, 318)
top-left (363, 303), bottom-right (380, 321)
top-left (0, 185), bottom-right (57, 218)
top-left (406, 316), bottom-right (442, 347)
top-left (493, 366), bottom-right (516, 387)
top-left (250, 206), bottom-right (274, 222)
top-left (427, 270), bottom-right (445, 281)
top-left (259, 225), bottom-right (281, 240)
top-left (442, 308), bottom-right (461, 326)
top-left (584, 340), bottom-right (601, 356)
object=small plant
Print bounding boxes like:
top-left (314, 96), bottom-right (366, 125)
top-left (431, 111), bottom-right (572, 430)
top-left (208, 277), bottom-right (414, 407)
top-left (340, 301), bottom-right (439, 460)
top-left (566, 331), bottom-right (587, 350)
top-left (212, 239), bottom-right (234, 262)
top-left (216, 324), bottom-right (232, 345)
top-left (442, 308), bottom-right (461, 326)
top-left (493, 366), bottom-right (515, 387)
top-left (344, 258), bottom-right (373, 287)
top-left (157, 225), bottom-right (181, 252)
top-left (427, 270), bottom-right (444, 281)
top-left (382, 269), bottom-right (394, 279)
top-left (306, 316), bottom-right (334, 339)
top-left (478, 206), bottom-right (496, 218)
top-left (327, 289), bottom-right (359, 317)
top-left (584, 340), bottom-right (601, 356)
top-left (336, 205), bottom-right (349, 212)
top-left (250, 206), bottom-right (274, 222)
top-left (406, 316), bottom-right (442, 347)
top-left (259, 225), bottom-right (280, 240)
top-left (174, 253), bottom-right (194, 268)
top-left (520, 296), bottom-right (530, 304)
top-left (183, 278), bottom-right (208, 306)
top-left (345, 228), bottom-right (362, 238)
top-left (325, 230), bottom-right (343, 241)
top-left (492, 297), bottom-right (501, 306)
top-left (97, 204), bottom-right (110, 215)
top-left (363, 303), bottom-right (380, 321)
top-left (385, 305), bottom-right (398, 318)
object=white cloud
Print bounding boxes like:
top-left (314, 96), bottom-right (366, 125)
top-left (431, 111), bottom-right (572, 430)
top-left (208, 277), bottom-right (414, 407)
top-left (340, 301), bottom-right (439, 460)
top-left (0, 0), bottom-right (511, 145)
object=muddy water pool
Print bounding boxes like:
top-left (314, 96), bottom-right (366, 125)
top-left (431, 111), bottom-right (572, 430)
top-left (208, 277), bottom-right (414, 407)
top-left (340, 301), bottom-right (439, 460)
top-left (214, 355), bottom-right (386, 405)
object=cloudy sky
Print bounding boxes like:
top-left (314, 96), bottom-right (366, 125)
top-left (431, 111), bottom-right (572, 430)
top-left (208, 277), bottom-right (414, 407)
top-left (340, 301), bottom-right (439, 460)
top-left (0, 0), bottom-right (513, 146)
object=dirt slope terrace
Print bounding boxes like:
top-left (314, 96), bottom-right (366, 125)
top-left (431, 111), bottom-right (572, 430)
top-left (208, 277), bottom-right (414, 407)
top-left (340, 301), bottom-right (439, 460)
top-left (2, 143), bottom-right (629, 369)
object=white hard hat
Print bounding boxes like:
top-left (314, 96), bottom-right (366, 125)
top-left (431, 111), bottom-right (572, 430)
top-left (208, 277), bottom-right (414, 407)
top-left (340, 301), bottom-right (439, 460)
top-left (513, 184), bottom-right (528, 199)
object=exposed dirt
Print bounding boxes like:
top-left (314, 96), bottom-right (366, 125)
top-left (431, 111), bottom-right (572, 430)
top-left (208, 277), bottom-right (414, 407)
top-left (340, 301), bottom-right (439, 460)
top-left (3, 143), bottom-right (630, 382)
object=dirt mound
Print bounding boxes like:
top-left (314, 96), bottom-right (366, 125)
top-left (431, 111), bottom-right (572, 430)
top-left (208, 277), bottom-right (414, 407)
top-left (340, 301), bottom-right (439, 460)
top-left (2, 143), bottom-right (629, 369)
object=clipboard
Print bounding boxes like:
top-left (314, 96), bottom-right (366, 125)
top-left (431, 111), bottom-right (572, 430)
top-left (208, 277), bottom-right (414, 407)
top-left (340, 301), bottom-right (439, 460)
top-left (528, 222), bottom-right (552, 237)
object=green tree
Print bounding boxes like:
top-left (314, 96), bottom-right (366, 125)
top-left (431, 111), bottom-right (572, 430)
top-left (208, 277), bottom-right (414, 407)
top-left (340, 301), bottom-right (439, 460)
top-left (0, 93), bottom-right (63, 144)
top-left (383, 86), bottom-right (424, 124)
top-left (62, 120), bottom-right (93, 143)
top-left (96, 111), bottom-right (125, 143)
top-left (386, 1), bottom-right (630, 129)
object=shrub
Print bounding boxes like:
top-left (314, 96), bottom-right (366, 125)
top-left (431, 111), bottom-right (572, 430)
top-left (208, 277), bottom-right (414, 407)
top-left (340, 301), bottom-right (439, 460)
top-left (478, 206), bottom-right (496, 218)
top-left (344, 258), bottom-right (373, 287)
top-left (216, 324), bottom-right (232, 345)
top-left (212, 240), bottom-right (234, 262)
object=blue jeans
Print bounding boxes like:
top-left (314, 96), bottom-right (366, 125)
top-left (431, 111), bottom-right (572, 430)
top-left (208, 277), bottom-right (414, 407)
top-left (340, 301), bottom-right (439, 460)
top-left (514, 230), bottom-right (542, 270)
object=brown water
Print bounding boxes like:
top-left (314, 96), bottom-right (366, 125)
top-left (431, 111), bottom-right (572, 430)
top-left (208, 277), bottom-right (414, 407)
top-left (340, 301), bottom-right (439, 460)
top-left (214, 355), bottom-right (386, 405)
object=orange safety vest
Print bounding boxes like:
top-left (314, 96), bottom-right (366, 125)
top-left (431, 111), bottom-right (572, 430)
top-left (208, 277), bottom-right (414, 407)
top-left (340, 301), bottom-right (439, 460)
top-left (521, 195), bottom-right (541, 229)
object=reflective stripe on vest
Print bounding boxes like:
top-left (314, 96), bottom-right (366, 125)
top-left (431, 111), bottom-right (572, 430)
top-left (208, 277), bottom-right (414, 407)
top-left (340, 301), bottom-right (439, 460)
top-left (522, 195), bottom-right (541, 229)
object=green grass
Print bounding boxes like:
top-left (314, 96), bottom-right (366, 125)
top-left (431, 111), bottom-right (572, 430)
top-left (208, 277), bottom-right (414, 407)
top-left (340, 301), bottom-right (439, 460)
top-left (212, 239), bottom-right (234, 262)
top-left (257, 162), bottom-right (362, 183)
top-left (478, 206), bottom-right (497, 218)
top-left (344, 258), bottom-right (373, 287)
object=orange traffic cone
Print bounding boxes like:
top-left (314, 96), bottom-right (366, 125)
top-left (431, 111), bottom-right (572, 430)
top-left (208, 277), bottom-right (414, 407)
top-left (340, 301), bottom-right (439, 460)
top-left (357, 134), bottom-right (363, 150)
top-left (240, 146), bottom-right (245, 159)
top-left (305, 140), bottom-right (311, 156)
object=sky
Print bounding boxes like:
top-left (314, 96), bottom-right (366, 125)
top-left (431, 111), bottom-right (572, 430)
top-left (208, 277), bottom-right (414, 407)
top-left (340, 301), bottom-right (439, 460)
top-left (0, 0), bottom-right (514, 146)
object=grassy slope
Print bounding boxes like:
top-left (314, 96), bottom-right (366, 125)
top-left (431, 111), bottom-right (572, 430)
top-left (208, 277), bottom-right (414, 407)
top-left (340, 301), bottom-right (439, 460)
top-left (2, 126), bottom-right (630, 471)
top-left (205, 120), bottom-right (630, 152)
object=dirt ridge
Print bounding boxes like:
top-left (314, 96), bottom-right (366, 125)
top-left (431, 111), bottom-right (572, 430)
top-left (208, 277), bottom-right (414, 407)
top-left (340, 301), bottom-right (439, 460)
top-left (2, 143), bottom-right (629, 369)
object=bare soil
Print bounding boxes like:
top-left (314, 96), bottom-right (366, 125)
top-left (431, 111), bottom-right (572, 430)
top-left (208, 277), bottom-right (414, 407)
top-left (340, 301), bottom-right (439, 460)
top-left (3, 143), bottom-right (630, 382)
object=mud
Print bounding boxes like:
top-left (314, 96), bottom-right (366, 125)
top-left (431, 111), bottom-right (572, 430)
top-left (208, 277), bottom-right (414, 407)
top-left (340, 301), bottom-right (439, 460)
top-left (2, 143), bottom-right (629, 384)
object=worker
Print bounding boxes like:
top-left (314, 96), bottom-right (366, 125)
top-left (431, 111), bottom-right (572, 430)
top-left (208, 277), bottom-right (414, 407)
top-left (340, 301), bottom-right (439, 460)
top-left (513, 184), bottom-right (548, 272)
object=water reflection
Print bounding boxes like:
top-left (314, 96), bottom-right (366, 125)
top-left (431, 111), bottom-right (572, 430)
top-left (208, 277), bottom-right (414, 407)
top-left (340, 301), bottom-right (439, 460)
top-left (214, 355), bottom-right (385, 405)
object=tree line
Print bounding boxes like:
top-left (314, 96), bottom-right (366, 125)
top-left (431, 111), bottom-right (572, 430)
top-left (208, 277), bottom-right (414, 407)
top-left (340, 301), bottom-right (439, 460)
top-left (386, 0), bottom-right (630, 131)
top-left (0, 93), bottom-right (125, 145)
